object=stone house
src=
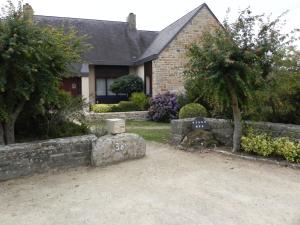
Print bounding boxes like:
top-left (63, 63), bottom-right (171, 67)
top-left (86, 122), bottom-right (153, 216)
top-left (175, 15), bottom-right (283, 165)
top-left (29, 3), bottom-right (220, 104)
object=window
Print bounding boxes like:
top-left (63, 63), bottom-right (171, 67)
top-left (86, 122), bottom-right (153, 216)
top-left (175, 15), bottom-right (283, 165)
top-left (96, 78), bottom-right (116, 96)
top-left (96, 79), bottom-right (106, 96)
top-left (107, 79), bottom-right (116, 96)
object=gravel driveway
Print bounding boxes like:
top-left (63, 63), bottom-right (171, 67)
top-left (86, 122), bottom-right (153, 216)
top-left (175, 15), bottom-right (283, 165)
top-left (1, 142), bottom-right (300, 225)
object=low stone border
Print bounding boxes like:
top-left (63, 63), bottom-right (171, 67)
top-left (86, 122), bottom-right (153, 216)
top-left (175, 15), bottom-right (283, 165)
top-left (86, 111), bottom-right (149, 121)
top-left (0, 135), bottom-right (97, 181)
top-left (0, 130), bottom-right (147, 182)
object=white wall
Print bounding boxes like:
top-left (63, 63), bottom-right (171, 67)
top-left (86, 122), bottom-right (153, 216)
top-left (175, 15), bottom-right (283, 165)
top-left (89, 65), bottom-right (95, 104)
top-left (81, 76), bottom-right (90, 103)
top-left (136, 64), bottom-right (145, 81)
top-left (129, 65), bottom-right (144, 81)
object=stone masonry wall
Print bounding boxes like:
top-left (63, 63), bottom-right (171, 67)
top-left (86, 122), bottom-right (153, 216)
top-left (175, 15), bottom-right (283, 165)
top-left (0, 135), bottom-right (96, 181)
top-left (152, 6), bottom-right (220, 96)
top-left (86, 111), bottom-right (149, 121)
top-left (171, 118), bottom-right (300, 147)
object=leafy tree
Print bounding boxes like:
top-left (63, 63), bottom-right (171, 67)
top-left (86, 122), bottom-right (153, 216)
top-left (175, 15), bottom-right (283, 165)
top-left (185, 8), bottom-right (300, 151)
top-left (0, 1), bottom-right (86, 144)
top-left (110, 75), bottom-right (143, 96)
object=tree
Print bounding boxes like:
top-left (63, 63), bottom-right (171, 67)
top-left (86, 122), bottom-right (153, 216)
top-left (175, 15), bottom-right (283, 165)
top-left (0, 1), bottom-right (86, 144)
top-left (185, 8), bottom-right (300, 152)
top-left (110, 75), bottom-right (143, 96)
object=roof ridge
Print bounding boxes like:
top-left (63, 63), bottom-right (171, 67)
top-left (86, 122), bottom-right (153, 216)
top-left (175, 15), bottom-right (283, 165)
top-left (136, 3), bottom-right (207, 64)
top-left (34, 15), bottom-right (127, 24)
top-left (158, 3), bottom-right (204, 33)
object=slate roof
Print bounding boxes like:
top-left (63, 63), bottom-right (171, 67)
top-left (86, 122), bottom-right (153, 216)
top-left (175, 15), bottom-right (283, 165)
top-left (34, 15), bottom-right (158, 66)
top-left (34, 3), bottom-right (217, 70)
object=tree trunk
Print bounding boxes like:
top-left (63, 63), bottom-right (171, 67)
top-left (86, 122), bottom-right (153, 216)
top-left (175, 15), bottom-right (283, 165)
top-left (4, 121), bottom-right (15, 144)
top-left (229, 90), bottom-right (242, 152)
top-left (0, 123), bottom-right (4, 145)
top-left (3, 101), bottom-right (25, 145)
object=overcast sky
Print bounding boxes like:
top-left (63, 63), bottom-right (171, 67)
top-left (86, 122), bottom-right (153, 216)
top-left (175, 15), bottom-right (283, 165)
top-left (2, 0), bottom-right (299, 31)
top-left (1, 0), bottom-right (299, 33)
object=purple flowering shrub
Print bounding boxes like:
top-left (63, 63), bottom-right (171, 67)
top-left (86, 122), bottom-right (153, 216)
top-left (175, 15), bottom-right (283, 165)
top-left (148, 92), bottom-right (180, 122)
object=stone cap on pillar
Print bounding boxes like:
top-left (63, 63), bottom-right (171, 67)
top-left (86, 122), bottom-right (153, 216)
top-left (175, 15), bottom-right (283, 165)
top-left (106, 118), bottom-right (126, 135)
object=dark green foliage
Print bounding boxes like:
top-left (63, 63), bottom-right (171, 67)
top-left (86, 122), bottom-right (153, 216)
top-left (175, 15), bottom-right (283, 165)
top-left (176, 93), bottom-right (191, 108)
top-left (179, 103), bottom-right (208, 119)
top-left (245, 71), bottom-right (300, 124)
top-left (110, 75), bottom-right (143, 96)
top-left (184, 79), bottom-right (232, 118)
top-left (148, 92), bottom-right (180, 122)
top-left (130, 92), bottom-right (149, 110)
top-left (0, 1), bottom-right (87, 144)
top-left (15, 90), bottom-right (88, 141)
top-left (185, 8), bottom-right (300, 151)
top-left (112, 101), bottom-right (139, 112)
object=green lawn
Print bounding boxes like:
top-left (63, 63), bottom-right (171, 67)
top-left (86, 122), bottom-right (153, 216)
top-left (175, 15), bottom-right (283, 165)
top-left (88, 119), bottom-right (171, 144)
top-left (126, 121), bottom-right (170, 143)
top-left (126, 120), bottom-right (170, 128)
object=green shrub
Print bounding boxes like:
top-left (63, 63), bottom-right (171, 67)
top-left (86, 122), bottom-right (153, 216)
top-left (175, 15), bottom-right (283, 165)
top-left (273, 137), bottom-right (300, 163)
top-left (91, 104), bottom-right (117, 113)
top-left (110, 75), bottom-right (143, 96)
top-left (47, 121), bottom-right (89, 139)
top-left (112, 101), bottom-right (139, 112)
top-left (130, 92), bottom-right (149, 110)
top-left (177, 93), bottom-right (190, 108)
top-left (179, 103), bottom-right (208, 119)
top-left (91, 102), bottom-right (140, 113)
top-left (241, 129), bottom-right (300, 162)
top-left (15, 90), bottom-right (88, 141)
top-left (241, 131), bottom-right (273, 157)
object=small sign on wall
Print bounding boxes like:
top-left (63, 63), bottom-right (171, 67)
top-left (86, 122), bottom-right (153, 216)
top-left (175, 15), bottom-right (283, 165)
top-left (192, 117), bottom-right (210, 130)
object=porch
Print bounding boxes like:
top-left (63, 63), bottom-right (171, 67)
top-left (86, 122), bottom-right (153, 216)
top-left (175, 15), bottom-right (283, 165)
top-left (80, 63), bottom-right (152, 104)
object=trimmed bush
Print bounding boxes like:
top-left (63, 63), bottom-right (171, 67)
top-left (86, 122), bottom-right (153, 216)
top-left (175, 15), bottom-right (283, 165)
top-left (110, 75), bottom-right (143, 96)
top-left (148, 92), bottom-right (180, 122)
top-left (112, 101), bottom-right (139, 112)
top-left (130, 92), bottom-right (149, 110)
top-left (91, 104), bottom-right (117, 113)
top-left (179, 103), bottom-right (207, 119)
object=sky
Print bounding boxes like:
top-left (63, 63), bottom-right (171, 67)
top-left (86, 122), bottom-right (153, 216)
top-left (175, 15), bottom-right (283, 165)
top-left (1, 0), bottom-right (299, 32)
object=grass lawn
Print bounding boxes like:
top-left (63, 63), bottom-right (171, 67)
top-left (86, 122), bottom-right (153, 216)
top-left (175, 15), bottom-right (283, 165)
top-left (126, 120), bottom-right (171, 144)
top-left (88, 119), bottom-right (171, 144)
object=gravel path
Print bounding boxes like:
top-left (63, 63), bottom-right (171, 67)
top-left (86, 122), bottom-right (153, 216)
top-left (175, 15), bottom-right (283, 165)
top-left (1, 142), bottom-right (300, 225)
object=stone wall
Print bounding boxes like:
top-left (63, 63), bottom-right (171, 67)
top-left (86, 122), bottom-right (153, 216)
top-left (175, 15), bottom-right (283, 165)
top-left (152, 6), bottom-right (220, 96)
top-left (0, 135), bottom-right (96, 181)
top-left (86, 111), bottom-right (149, 121)
top-left (171, 118), bottom-right (300, 147)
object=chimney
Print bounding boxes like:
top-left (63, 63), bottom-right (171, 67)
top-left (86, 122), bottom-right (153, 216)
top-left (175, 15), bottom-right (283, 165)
top-left (23, 3), bottom-right (34, 23)
top-left (127, 13), bottom-right (136, 30)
